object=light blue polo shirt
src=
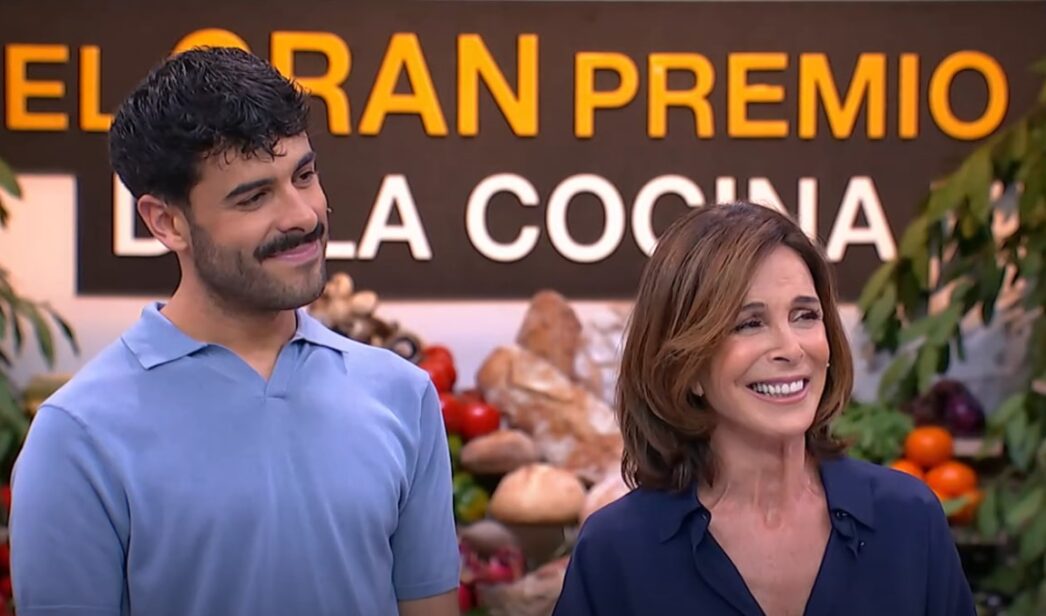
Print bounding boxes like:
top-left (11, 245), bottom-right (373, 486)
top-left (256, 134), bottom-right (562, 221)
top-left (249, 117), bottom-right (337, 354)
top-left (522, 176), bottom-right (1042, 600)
top-left (10, 303), bottom-right (460, 616)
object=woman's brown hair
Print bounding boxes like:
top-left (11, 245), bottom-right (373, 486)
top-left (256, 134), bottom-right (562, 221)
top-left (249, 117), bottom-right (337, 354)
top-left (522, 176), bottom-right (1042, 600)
top-left (616, 202), bottom-right (854, 492)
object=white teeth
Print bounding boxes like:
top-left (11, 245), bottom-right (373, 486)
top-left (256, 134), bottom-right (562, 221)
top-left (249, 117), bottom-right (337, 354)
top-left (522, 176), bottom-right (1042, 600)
top-left (751, 380), bottom-right (805, 396)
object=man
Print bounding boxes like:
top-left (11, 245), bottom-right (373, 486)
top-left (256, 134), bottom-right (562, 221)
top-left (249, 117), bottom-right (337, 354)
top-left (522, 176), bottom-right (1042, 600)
top-left (9, 47), bottom-right (461, 616)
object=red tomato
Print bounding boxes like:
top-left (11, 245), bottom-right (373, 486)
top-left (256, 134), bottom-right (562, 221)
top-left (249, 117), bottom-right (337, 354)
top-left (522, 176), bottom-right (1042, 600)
top-left (420, 358), bottom-right (456, 393)
top-left (439, 392), bottom-right (464, 434)
top-left (424, 345), bottom-right (454, 366)
top-left (0, 543), bottom-right (8, 568)
top-left (461, 401), bottom-right (501, 440)
top-left (0, 576), bottom-right (10, 598)
top-left (0, 485), bottom-right (10, 512)
top-left (458, 583), bottom-right (474, 611)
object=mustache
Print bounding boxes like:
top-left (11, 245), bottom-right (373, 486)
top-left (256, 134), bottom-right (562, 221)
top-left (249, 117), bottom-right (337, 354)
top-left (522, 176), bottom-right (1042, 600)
top-left (255, 223), bottom-right (326, 261)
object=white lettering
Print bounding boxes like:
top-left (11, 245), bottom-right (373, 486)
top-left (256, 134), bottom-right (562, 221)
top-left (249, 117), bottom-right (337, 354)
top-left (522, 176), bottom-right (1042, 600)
top-left (632, 175), bottom-right (704, 255)
top-left (357, 175), bottom-right (432, 260)
top-left (546, 174), bottom-right (626, 263)
top-left (825, 176), bottom-right (896, 261)
top-left (466, 173), bottom-right (540, 262)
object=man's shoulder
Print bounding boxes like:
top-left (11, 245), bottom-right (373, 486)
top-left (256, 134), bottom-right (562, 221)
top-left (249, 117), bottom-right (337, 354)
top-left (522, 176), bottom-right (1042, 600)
top-left (43, 336), bottom-right (146, 421)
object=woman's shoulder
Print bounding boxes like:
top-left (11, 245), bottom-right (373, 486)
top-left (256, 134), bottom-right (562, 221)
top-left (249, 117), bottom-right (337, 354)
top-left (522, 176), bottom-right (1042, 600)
top-left (822, 455), bottom-right (942, 520)
top-left (579, 482), bottom-right (699, 542)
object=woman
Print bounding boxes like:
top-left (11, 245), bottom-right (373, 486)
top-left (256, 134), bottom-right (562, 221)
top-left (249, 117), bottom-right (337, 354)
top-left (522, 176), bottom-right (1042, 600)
top-left (552, 203), bottom-right (975, 615)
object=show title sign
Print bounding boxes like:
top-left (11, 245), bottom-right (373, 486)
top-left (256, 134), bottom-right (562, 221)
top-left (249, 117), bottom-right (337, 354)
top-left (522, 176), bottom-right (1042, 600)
top-left (1, 1), bottom-right (1044, 300)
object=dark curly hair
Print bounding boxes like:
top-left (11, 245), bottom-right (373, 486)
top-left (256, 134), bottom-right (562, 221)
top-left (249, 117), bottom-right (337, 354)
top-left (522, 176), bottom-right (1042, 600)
top-left (108, 46), bottom-right (310, 205)
top-left (617, 202), bottom-right (854, 492)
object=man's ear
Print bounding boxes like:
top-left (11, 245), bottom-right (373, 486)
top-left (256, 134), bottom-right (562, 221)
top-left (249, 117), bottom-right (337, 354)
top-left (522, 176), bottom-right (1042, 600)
top-left (137, 194), bottom-right (191, 252)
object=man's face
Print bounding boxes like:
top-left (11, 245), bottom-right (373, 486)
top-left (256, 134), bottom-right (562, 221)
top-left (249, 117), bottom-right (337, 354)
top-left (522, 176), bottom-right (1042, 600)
top-left (182, 133), bottom-right (329, 312)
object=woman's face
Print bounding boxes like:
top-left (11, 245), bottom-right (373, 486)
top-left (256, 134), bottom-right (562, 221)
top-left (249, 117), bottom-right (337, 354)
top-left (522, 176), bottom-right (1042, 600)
top-left (694, 245), bottom-right (831, 444)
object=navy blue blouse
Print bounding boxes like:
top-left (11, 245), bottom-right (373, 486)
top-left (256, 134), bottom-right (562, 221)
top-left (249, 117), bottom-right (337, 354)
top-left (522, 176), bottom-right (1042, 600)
top-left (552, 456), bottom-right (975, 615)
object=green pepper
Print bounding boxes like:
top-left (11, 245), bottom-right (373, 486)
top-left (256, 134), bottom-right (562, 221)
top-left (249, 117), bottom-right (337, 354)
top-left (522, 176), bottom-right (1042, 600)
top-left (447, 433), bottom-right (464, 469)
top-left (455, 484), bottom-right (489, 524)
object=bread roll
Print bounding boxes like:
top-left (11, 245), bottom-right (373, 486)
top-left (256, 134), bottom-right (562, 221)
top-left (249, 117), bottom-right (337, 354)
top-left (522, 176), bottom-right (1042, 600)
top-left (460, 430), bottom-right (541, 475)
top-left (489, 464), bottom-right (586, 525)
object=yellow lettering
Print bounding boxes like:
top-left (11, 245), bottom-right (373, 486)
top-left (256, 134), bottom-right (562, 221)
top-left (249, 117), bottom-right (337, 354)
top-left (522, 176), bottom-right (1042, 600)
top-left (79, 46), bottom-right (112, 132)
top-left (271, 32), bottom-right (351, 136)
top-left (899, 54), bottom-right (919, 139)
top-left (5, 44), bottom-right (69, 131)
top-left (728, 53), bottom-right (788, 138)
top-left (648, 53), bottom-right (714, 139)
top-left (457, 34), bottom-right (538, 137)
top-left (798, 53), bottom-right (885, 139)
top-left (359, 33), bottom-right (447, 136)
top-left (574, 52), bottom-right (638, 138)
top-left (172, 28), bottom-right (250, 55)
top-left (929, 51), bottom-right (1008, 141)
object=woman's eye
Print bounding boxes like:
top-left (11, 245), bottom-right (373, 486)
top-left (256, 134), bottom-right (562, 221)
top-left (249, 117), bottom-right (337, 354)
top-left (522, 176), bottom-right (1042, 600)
top-left (734, 319), bottom-right (762, 332)
top-left (797, 310), bottom-right (823, 322)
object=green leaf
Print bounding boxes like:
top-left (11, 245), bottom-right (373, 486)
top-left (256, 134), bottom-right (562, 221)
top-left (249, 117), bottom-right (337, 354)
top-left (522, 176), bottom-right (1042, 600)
top-left (863, 284), bottom-right (897, 339)
top-left (877, 352), bottom-right (914, 401)
top-left (928, 303), bottom-right (963, 346)
top-left (980, 262), bottom-right (1006, 324)
top-left (899, 315), bottom-right (936, 345)
top-left (926, 177), bottom-right (963, 220)
top-left (1019, 510), bottom-right (1046, 564)
top-left (911, 249), bottom-right (930, 290)
top-left (916, 344), bottom-right (940, 393)
top-left (977, 484), bottom-right (1000, 538)
top-left (857, 262), bottom-right (896, 313)
top-left (1005, 486), bottom-right (1044, 531)
top-left (43, 305), bottom-right (80, 355)
top-left (992, 393), bottom-right (1028, 430)
top-left (0, 157), bottom-right (21, 199)
top-left (961, 148), bottom-right (993, 221)
top-left (899, 216), bottom-right (931, 258)
top-left (0, 430), bottom-right (13, 469)
top-left (941, 496), bottom-right (967, 517)
top-left (20, 303), bottom-right (55, 366)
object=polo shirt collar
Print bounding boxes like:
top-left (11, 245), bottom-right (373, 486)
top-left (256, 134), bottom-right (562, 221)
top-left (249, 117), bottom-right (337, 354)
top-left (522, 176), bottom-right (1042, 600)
top-left (123, 302), bottom-right (358, 369)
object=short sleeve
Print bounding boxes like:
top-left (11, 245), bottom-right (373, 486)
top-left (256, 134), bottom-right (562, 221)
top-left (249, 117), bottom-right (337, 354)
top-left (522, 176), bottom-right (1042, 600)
top-left (10, 404), bottom-right (129, 615)
top-left (390, 382), bottom-right (460, 600)
top-left (925, 498), bottom-right (976, 616)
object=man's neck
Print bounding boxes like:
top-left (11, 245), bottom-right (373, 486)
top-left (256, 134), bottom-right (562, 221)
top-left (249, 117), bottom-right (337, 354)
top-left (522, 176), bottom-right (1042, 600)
top-left (160, 282), bottom-right (298, 360)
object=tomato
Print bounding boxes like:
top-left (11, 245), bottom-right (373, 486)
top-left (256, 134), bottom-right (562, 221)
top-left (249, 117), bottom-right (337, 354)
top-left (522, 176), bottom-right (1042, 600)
top-left (1, 484), bottom-right (10, 512)
top-left (440, 392), bottom-right (465, 434)
top-left (888, 459), bottom-right (925, 481)
top-left (420, 358), bottom-right (456, 393)
top-left (461, 401), bottom-right (501, 440)
top-left (904, 426), bottom-right (954, 469)
top-left (458, 584), bottom-right (475, 611)
top-left (424, 345), bottom-right (454, 366)
top-left (926, 460), bottom-right (977, 499)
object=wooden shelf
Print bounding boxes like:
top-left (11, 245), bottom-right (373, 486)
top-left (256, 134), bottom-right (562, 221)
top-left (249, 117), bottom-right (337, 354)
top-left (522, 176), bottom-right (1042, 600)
top-left (953, 436), bottom-right (1004, 459)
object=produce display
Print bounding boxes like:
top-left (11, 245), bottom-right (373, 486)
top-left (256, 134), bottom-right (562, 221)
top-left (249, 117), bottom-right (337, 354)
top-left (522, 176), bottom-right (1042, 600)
top-left (890, 426), bottom-right (983, 524)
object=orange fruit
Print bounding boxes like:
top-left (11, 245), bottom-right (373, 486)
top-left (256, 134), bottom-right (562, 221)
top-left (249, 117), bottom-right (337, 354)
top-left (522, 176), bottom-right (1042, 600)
top-left (904, 427), bottom-right (954, 469)
top-left (949, 489), bottom-right (984, 525)
top-left (930, 487), bottom-right (947, 503)
top-left (889, 459), bottom-right (925, 481)
top-left (925, 460), bottom-right (978, 499)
